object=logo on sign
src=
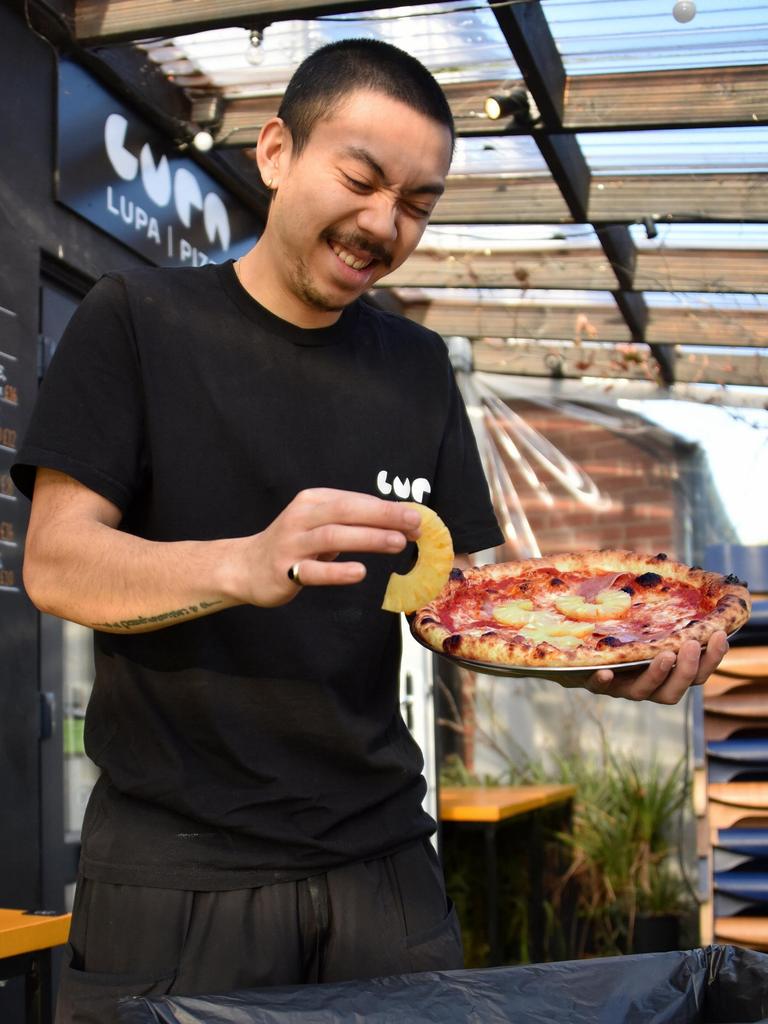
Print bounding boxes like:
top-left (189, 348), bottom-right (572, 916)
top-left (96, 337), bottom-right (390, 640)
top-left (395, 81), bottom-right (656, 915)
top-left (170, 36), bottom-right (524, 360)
top-left (103, 113), bottom-right (231, 265)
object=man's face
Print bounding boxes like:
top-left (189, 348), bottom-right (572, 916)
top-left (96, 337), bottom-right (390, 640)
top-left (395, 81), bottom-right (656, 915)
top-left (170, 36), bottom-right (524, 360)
top-left (262, 90), bottom-right (453, 321)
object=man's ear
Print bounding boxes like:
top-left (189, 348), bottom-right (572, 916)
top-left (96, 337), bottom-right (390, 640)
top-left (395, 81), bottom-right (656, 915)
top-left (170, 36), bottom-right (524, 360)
top-left (255, 117), bottom-right (292, 190)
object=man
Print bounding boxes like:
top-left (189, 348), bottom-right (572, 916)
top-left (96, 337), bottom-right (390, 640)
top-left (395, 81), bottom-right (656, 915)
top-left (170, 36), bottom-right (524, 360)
top-left (13, 38), bottom-right (726, 1024)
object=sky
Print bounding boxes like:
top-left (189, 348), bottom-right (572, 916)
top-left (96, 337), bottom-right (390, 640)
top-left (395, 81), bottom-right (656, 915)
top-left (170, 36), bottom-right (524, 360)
top-left (619, 399), bottom-right (768, 544)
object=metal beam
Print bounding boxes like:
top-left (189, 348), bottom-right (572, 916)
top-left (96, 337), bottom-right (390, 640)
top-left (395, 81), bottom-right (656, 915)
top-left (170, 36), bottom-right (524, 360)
top-left (535, 133), bottom-right (590, 223)
top-left (594, 225), bottom-right (636, 291)
top-left (595, 224), bottom-right (673, 382)
top-left (491, 0), bottom-right (565, 127)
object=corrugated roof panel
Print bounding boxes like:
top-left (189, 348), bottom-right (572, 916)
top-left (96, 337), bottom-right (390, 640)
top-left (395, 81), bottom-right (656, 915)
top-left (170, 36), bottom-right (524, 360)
top-left (419, 224), bottom-right (600, 249)
top-left (629, 223), bottom-right (768, 249)
top-left (579, 127), bottom-right (768, 174)
top-left (153, 1), bottom-right (520, 96)
top-left (543, 0), bottom-right (768, 74)
top-left (450, 136), bottom-right (549, 176)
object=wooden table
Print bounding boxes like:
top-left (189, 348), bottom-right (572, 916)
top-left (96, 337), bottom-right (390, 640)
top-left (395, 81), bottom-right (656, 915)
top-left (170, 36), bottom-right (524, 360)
top-left (0, 909), bottom-right (71, 1024)
top-left (440, 785), bottom-right (576, 966)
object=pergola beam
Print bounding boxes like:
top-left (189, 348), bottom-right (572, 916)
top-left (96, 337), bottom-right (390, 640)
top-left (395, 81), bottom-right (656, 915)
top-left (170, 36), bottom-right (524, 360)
top-left (473, 341), bottom-right (768, 389)
top-left (432, 173), bottom-right (768, 224)
top-left (400, 299), bottom-right (768, 348)
top-left (182, 62), bottom-right (768, 146)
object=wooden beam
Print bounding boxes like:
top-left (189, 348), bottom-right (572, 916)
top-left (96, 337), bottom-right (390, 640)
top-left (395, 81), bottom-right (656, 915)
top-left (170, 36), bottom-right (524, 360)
top-left (432, 173), bottom-right (768, 224)
top-left (74, 0), bottom-right (445, 44)
top-left (472, 340), bottom-right (661, 382)
top-left (473, 341), bottom-right (768, 388)
top-left (589, 173), bottom-right (768, 223)
top-left (675, 349), bottom-right (768, 387)
top-left (564, 65), bottom-right (768, 131)
top-left (648, 307), bottom-right (768, 347)
top-left (636, 249), bottom-right (767, 295)
top-left (383, 246), bottom-right (768, 294)
top-left (433, 175), bottom-right (571, 224)
top-left (381, 247), bottom-right (616, 291)
top-left (402, 300), bottom-right (632, 342)
top-left (399, 297), bottom-right (767, 349)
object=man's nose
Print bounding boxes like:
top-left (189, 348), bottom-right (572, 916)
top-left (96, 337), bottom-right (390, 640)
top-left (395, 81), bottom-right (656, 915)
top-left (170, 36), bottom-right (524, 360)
top-left (356, 194), bottom-right (398, 243)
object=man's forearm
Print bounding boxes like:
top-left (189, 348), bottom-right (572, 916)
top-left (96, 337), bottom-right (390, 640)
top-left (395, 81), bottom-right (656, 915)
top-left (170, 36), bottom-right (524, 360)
top-left (24, 521), bottom-right (245, 633)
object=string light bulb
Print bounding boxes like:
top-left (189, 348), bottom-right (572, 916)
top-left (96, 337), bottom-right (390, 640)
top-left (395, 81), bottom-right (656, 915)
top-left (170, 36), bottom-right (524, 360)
top-left (672, 1), bottom-right (696, 23)
top-left (191, 130), bottom-right (215, 152)
top-left (245, 28), bottom-right (265, 66)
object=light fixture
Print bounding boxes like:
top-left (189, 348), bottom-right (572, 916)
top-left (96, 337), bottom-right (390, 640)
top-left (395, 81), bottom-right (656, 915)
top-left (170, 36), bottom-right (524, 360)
top-left (191, 130), bottom-right (215, 152)
top-left (484, 86), bottom-right (532, 125)
top-left (642, 216), bottom-right (658, 240)
top-left (245, 28), bottom-right (265, 66)
top-left (672, 1), bottom-right (696, 23)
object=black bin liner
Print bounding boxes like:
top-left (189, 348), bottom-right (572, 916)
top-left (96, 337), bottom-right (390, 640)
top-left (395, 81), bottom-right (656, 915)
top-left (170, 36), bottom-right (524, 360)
top-left (117, 944), bottom-right (768, 1024)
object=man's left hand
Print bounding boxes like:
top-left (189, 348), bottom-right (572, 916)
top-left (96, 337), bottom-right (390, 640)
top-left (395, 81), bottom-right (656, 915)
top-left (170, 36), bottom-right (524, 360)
top-left (583, 629), bottom-right (729, 705)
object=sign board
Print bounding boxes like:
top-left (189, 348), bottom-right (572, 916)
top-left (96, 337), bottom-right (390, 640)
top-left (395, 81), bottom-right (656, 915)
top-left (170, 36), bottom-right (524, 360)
top-left (57, 60), bottom-right (260, 267)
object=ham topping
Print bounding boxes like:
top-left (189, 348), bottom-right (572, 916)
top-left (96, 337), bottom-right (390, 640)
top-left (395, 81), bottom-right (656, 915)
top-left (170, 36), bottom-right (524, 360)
top-left (576, 573), bottom-right (622, 601)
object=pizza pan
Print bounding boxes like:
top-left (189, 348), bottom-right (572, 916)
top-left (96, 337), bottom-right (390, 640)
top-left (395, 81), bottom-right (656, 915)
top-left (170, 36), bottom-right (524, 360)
top-left (441, 653), bottom-right (652, 685)
top-left (409, 623), bottom-right (743, 685)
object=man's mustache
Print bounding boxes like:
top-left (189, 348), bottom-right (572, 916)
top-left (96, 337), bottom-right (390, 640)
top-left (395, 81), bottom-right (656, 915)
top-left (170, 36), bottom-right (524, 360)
top-left (323, 231), bottom-right (393, 268)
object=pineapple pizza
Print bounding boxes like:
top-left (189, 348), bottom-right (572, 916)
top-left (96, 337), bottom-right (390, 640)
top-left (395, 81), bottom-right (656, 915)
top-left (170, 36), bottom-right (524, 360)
top-left (411, 551), bottom-right (751, 668)
top-left (383, 513), bottom-right (751, 669)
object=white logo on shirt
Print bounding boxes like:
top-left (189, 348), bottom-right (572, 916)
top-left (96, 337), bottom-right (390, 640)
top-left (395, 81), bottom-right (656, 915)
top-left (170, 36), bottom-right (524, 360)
top-left (376, 470), bottom-right (431, 503)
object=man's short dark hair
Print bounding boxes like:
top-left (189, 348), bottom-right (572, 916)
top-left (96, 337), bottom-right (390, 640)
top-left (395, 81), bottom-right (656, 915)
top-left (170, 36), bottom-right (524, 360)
top-left (277, 38), bottom-right (455, 158)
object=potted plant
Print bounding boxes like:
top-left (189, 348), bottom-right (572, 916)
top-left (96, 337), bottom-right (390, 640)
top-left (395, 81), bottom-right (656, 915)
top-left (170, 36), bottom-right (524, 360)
top-left (554, 755), bottom-right (695, 957)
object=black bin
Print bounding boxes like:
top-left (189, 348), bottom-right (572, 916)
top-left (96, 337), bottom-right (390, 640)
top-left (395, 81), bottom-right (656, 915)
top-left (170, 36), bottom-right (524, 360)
top-left (117, 944), bottom-right (768, 1023)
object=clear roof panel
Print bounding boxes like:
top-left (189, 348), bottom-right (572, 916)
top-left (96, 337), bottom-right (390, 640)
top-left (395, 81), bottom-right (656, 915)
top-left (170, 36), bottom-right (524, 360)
top-left (398, 288), bottom-right (617, 304)
top-left (629, 223), bottom-right (768, 249)
top-left (579, 127), bottom-right (768, 175)
top-left (644, 292), bottom-right (768, 309)
top-left (420, 224), bottom-right (600, 249)
top-left (155, 1), bottom-right (520, 97)
top-left (542, 0), bottom-right (768, 74)
top-left (450, 136), bottom-right (549, 176)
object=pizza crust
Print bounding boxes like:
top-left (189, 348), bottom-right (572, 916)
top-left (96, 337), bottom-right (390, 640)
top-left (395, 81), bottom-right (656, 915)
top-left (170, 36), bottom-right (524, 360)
top-left (411, 549), bottom-right (751, 670)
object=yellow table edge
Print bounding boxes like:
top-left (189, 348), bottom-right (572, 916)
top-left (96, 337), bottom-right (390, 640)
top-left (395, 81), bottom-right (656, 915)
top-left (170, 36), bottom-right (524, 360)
top-left (439, 784), bottom-right (577, 823)
top-left (0, 909), bottom-right (71, 959)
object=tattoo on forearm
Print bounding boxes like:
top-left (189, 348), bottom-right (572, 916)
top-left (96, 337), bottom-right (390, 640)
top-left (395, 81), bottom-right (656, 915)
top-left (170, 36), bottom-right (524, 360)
top-left (92, 599), bottom-right (224, 631)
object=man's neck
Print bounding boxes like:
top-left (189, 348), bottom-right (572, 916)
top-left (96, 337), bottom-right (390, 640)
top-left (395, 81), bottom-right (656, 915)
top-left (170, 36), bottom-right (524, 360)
top-left (234, 240), bottom-right (343, 329)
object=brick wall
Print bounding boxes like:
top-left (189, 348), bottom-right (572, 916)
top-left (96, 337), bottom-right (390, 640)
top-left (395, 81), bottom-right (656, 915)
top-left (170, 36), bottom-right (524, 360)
top-left (492, 400), bottom-right (688, 560)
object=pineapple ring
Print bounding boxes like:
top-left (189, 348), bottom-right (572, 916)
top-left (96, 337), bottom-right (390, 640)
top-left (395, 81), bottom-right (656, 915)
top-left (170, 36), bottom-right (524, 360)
top-left (554, 588), bottom-right (631, 622)
top-left (381, 503), bottom-right (454, 614)
top-left (492, 599), bottom-right (534, 627)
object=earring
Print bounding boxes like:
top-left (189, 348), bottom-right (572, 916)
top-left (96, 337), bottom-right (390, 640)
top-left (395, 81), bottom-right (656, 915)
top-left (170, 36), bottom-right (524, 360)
top-left (266, 177), bottom-right (273, 188)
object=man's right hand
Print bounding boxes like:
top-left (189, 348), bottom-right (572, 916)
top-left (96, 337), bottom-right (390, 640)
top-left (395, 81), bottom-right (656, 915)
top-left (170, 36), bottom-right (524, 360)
top-left (23, 470), bottom-right (422, 632)
top-left (225, 487), bottom-right (422, 607)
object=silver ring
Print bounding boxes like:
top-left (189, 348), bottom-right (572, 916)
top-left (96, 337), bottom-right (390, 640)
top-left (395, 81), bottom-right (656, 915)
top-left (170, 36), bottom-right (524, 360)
top-left (287, 562), bottom-right (303, 586)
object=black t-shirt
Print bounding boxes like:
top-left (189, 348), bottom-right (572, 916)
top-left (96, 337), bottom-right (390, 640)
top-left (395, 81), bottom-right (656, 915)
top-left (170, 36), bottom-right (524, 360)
top-left (13, 262), bottom-right (502, 889)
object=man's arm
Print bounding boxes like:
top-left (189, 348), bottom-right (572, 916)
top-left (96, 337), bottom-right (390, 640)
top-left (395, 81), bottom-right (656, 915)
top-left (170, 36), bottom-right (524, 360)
top-left (23, 468), bottom-right (421, 634)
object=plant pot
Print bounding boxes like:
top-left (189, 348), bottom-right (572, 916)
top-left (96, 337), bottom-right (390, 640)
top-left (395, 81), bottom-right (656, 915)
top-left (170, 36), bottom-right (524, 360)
top-left (632, 913), bottom-right (681, 954)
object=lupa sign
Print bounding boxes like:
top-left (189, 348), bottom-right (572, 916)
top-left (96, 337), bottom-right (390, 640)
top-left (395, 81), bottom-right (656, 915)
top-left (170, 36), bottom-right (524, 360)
top-left (57, 61), bottom-right (259, 266)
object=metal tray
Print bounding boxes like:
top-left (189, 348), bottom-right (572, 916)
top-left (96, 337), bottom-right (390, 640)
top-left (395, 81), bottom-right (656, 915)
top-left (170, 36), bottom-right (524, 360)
top-left (409, 622), bottom-right (741, 685)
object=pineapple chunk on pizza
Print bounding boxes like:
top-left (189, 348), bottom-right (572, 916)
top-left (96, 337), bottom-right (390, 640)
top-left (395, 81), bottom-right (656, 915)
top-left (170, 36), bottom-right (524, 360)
top-left (492, 600), bottom-right (535, 627)
top-left (382, 503), bottom-right (454, 614)
top-left (554, 588), bottom-right (631, 622)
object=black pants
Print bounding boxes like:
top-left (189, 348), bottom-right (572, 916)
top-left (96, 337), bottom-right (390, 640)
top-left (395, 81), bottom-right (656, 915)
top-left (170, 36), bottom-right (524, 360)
top-left (56, 839), bottom-right (463, 1024)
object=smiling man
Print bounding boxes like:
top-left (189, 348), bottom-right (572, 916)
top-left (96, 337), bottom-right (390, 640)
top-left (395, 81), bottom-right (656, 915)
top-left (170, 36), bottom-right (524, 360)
top-left (13, 37), bottom-right (725, 1024)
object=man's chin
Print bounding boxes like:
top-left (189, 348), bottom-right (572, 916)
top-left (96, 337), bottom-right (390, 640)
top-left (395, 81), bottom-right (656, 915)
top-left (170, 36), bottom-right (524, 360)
top-left (299, 282), bottom-right (363, 314)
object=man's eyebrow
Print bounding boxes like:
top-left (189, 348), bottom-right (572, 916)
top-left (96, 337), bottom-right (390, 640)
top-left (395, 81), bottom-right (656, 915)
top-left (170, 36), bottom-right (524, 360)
top-left (342, 146), bottom-right (445, 198)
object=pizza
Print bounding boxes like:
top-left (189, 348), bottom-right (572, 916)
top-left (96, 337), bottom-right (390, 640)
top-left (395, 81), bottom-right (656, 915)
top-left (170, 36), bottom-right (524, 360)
top-left (410, 550), bottom-right (751, 669)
